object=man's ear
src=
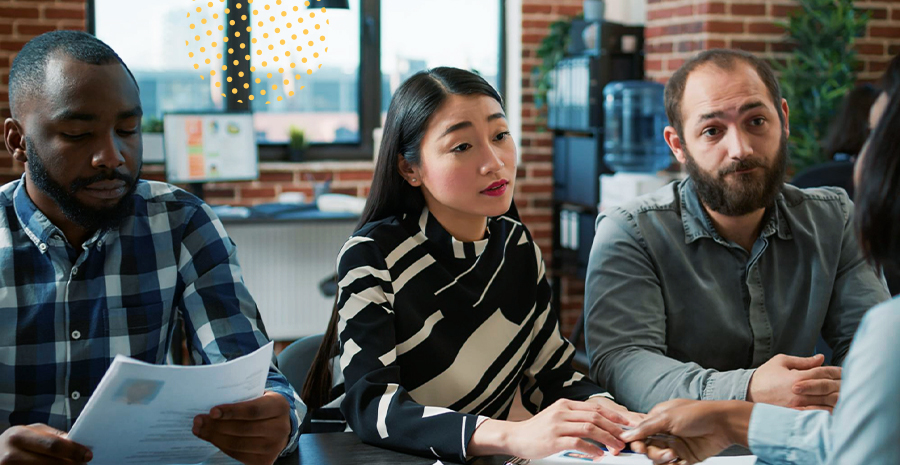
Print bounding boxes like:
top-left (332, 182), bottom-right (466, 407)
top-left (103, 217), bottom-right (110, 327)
top-left (664, 126), bottom-right (687, 164)
top-left (780, 98), bottom-right (790, 138)
top-left (397, 155), bottom-right (421, 186)
top-left (4, 118), bottom-right (27, 164)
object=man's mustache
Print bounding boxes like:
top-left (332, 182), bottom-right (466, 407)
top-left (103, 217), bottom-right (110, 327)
top-left (719, 158), bottom-right (766, 176)
top-left (69, 170), bottom-right (135, 192)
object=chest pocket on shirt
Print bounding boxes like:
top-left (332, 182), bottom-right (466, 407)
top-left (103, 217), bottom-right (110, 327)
top-left (107, 302), bottom-right (170, 364)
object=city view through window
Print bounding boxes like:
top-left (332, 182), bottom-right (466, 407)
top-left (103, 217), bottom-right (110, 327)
top-left (95, 0), bottom-right (500, 147)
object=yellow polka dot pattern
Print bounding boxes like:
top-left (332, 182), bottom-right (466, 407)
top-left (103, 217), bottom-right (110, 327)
top-left (186, 0), bottom-right (331, 104)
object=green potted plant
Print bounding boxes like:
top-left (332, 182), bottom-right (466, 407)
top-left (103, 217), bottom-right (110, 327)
top-left (533, 17), bottom-right (574, 124)
top-left (141, 117), bottom-right (165, 163)
top-left (773, 0), bottom-right (869, 172)
top-left (288, 125), bottom-right (309, 162)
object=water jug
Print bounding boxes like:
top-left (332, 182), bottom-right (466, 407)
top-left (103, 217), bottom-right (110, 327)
top-left (603, 81), bottom-right (672, 172)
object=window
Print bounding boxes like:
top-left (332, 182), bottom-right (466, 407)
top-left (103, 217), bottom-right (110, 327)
top-left (249, 0), bottom-right (360, 144)
top-left (380, 0), bottom-right (502, 121)
top-left (94, 0), bottom-right (227, 119)
top-left (91, 0), bottom-right (504, 161)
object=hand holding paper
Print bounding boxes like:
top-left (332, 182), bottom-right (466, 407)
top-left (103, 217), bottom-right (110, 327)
top-left (192, 390), bottom-right (291, 465)
top-left (0, 424), bottom-right (92, 465)
top-left (66, 342), bottom-right (275, 465)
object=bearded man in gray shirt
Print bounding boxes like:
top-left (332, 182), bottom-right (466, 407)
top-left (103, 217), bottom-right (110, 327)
top-left (584, 49), bottom-right (891, 413)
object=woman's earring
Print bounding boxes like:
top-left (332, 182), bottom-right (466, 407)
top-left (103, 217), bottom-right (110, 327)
top-left (411, 178), bottom-right (417, 183)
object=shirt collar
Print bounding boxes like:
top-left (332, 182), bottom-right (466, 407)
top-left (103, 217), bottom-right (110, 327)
top-left (679, 177), bottom-right (792, 245)
top-left (416, 207), bottom-right (491, 260)
top-left (13, 175), bottom-right (111, 252)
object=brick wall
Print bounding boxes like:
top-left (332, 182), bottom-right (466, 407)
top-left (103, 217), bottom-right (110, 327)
top-left (0, 0), bottom-right (86, 178)
top-left (521, 0), bottom-right (585, 337)
top-left (193, 162), bottom-right (374, 206)
top-left (0, 0), bottom-right (85, 119)
top-left (645, 0), bottom-right (900, 84)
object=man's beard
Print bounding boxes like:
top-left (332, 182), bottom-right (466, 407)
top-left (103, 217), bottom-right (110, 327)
top-left (27, 141), bottom-right (141, 231)
top-left (683, 132), bottom-right (788, 217)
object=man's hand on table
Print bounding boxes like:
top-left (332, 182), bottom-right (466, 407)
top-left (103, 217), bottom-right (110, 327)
top-left (747, 354), bottom-right (841, 412)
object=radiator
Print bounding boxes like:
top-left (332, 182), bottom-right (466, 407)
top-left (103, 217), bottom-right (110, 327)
top-left (222, 219), bottom-right (359, 341)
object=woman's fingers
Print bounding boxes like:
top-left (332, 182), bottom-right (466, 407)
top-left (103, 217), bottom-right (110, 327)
top-left (552, 420), bottom-right (626, 453)
top-left (562, 410), bottom-right (625, 441)
top-left (563, 399), bottom-right (628, 425)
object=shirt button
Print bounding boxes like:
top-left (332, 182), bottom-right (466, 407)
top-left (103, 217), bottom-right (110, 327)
top-left (71, 330), bottom-right (81, 340)
top-left (96, 241), bottom-right (103, 250)
top-left (71, 266), bottom-right (79, 276)
top-left (38, 243), bottom-right (48, 252)
top-left (71, 391), bottom-right (81, 400)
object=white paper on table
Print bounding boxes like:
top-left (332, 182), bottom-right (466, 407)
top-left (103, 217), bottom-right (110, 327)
top-left (67, 342), bottom-right (274, 465)
top-left (529, 450), bottom-right (757, 464)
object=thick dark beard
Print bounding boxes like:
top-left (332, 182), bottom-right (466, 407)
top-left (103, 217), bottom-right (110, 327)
top-left (683, 131), bottom-right (788, 217)
top-left (27, 141), bottom-right (140, 232)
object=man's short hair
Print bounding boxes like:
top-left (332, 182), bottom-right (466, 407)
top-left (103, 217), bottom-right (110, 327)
top-left (664, 49), bottom-right (784, 137)
top-left (8, 30), bottom-right (136, 117)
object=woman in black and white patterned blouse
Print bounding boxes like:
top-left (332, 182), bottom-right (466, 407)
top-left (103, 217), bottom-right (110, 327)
top-left (302, 67), bottom-right (641, 462)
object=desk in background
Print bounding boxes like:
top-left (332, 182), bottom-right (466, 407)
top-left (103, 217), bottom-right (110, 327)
top-left (217, 204), bottom-right (359, 341)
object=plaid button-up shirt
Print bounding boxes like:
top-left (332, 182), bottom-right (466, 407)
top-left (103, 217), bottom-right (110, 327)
top-left (0, 177), bottom-right (304, 455)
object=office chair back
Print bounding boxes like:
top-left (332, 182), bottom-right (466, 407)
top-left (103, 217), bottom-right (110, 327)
top-left (277, 333), bottom-right (325, 391)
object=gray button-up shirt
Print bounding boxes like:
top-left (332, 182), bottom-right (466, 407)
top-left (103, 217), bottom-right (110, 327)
top-left (584, 178), bottom-right (891, 413)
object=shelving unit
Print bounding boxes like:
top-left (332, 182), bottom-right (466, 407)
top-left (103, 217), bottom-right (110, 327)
top-left (546, 20), bottom-right (645, 314)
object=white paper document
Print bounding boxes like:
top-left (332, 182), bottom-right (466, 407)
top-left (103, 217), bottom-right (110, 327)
top-left (67, 342), bottom-right (274, 465)
top-left (530, 450), bottom-right (757, 464)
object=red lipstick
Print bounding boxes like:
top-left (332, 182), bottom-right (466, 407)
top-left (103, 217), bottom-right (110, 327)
top-left (481, 180), bottom-right (508, 197)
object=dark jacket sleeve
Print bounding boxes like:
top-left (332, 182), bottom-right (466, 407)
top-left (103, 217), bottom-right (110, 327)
top-left (336, 237), bottom-right (485, 463)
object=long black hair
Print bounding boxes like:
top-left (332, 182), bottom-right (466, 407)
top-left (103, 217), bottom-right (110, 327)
top-left (302, 67), bottom-right (503, 409)
top-left (855, 59), bottom-right (900, 277)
